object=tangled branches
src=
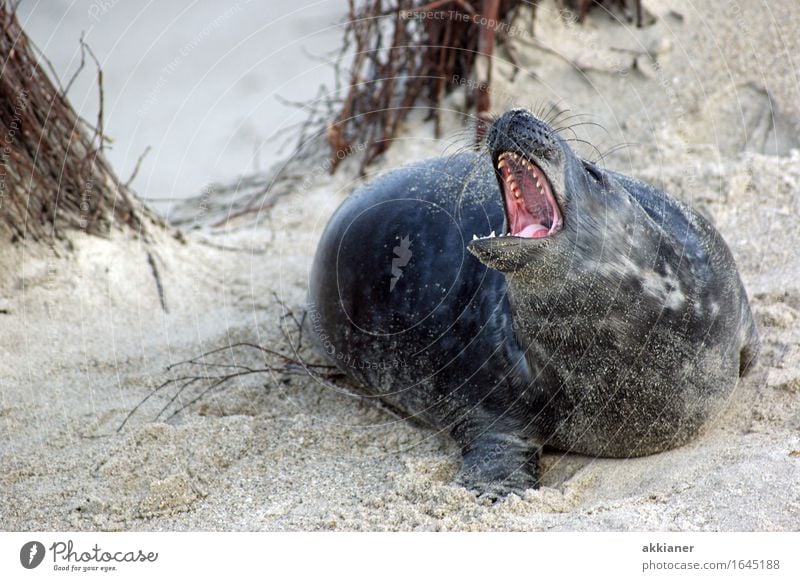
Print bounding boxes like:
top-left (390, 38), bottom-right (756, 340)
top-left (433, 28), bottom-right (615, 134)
top-left (117, 340), bottom-right (348, 430)
top-left (0, 3), bottom-right (158, 243)
top-left (327, 0), bottom-right (645, 174)
top-left (327, 0), bottom-right (524, 175)
top-left (119, 300), bottom-right (408, 430)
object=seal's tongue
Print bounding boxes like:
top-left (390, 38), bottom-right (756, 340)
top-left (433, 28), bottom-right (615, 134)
top-left (517, 223), bottom-right (549, 238)
top-left (497, 152), bottom-right (561, 239)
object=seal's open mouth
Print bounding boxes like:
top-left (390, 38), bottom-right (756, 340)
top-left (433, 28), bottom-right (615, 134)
top-left (497, 151), bottom-right (563, 239)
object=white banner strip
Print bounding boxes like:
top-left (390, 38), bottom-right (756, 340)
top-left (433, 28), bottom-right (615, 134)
top-left (2, 532), bottom-right (797, 580)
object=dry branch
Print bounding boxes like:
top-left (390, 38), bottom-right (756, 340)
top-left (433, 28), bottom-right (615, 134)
top-left (119, 300), bottom-right (409, 430)
top-left (327, 0), bottom-right (522, 175)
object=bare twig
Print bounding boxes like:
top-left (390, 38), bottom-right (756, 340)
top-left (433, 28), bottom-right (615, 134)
top-left (125, 145), bottom-right (152, 188)
top-left (474, 0), bottom-right (500, 142)
top-left (80, 38), bottom-right (106, 151)
top-left (146, 250), bottom-right (168, 313)
top-left (62, 31), bottom-right (87, 96)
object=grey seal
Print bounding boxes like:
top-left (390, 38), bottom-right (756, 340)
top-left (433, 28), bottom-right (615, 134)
top-left (307, 107), bottom-right (760, 497)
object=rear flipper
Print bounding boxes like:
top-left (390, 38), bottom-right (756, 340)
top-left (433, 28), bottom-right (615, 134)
top-left (738, 305), bottom-right (761, 377)
top-left (453, 430), bottom-right (541, 500)
top-left (739, 341), bottom-right (759, 377)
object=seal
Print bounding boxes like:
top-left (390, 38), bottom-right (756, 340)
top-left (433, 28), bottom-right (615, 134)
top-left (308, 107), bottom-right (760, 497)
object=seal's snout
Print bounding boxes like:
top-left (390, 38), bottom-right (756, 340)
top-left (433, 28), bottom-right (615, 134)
top-left (487, 108), bottom-right (558, 162)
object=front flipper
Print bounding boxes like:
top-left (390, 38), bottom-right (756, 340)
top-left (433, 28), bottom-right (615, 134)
top-left (454, 430), bottom-right (541, 500)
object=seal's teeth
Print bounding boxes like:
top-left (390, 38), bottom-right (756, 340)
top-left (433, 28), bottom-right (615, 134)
top-left (497, 158), bottom-right (506, 169)
top-left (490, 230), bottom-right (496, 238)
top-left (472, 234), bottom-right (478, 240)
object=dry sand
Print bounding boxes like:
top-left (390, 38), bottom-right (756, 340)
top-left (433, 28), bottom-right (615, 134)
top-left (1, 0), bottom-right (799, 531)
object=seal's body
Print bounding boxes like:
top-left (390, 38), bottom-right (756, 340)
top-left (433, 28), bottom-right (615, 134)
top-left (308, 109), bottom-right (759, 496)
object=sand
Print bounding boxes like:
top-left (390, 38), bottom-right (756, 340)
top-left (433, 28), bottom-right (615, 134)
top-left (1, 0), bottom-right (799, 531)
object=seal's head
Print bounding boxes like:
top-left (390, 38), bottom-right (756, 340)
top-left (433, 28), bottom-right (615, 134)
top-left (468, 108), bottom-right (604, 274)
